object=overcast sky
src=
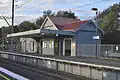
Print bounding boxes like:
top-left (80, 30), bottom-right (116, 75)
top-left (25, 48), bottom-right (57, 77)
top-left (0, 0), bottom-right (119, 27)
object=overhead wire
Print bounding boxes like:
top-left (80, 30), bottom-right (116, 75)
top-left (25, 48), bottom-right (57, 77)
top-left (16, 0), bottom-right (110, 14)
top-left (15, 1), bottom-right (47, 14)
top-left (13, 0), bottom-right (109, 22)
top-left (1, 0), bottom-right (34, 17)
top-left (70, 0), bottom-right (110, 10)
top-left (0, 0), bottom-right (111, 21)
top-left (15, 0), bottom-right (33, 9)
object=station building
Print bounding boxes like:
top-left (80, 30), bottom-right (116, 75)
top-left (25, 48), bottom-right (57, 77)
top-left (7, 16), bottom-right (103, 57)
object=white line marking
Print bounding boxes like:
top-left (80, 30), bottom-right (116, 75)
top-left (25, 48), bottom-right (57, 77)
top-left (0, 67), bottom-right (29, 80)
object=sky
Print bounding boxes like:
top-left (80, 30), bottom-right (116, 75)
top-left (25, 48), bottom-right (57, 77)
top-left (0, 0), bottom-right (119, 27)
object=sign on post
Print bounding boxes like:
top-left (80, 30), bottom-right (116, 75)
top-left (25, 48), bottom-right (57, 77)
top-left (93, 36), bottom-right (99, 40)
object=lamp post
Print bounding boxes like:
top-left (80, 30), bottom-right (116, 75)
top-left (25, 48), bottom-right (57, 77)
top-left (91, 8), bottom-right (98, 59)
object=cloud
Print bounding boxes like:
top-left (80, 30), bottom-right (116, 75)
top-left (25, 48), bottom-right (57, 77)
top-left (0, 14), bottom-right (40, 28)
top-left (0, 0), bottom-right (120, 28)
top-left (0, 0), bottom-right (8, 3)
top-left (45, 0), bottom-right (83, 4)
top-left (14, 14), bottom-right (39, 24)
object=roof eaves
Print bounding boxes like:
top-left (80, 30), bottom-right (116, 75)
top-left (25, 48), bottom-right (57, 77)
top-left (89, 20), bottom-right (104, 34)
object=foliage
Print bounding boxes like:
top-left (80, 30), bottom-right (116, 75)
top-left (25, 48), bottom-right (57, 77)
top-left (102, 31), bottom-right (120, 44)
top-left (35, 17), bottom-right (44, 27)
top-left (98, 3), bottom-right (120, 44)
top-left (56, 10), bottom-right (76, 18)
top-left (35, 10), bottom-right (76, 27)
top-left (43, 9), bottom-right (55, 17)
top-left (98, 3), bottom-right (120, 33)
top-left (19, 21), bottom-right (38, 32)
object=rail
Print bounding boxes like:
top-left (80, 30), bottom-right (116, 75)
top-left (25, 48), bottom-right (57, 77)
top-left (0, 51), bottom-right (120, 80)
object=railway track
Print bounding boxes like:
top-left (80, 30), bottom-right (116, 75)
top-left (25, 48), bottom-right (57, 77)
top-left (0, 59), bottom-right (91, 80)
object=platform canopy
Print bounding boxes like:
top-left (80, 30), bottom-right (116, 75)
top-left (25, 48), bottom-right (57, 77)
top-left (7, 29), bottom-right (75, 38)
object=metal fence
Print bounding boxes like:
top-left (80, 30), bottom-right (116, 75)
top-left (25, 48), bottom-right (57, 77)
top-left (0, 43), bottom-right (21, 52)
top-left (77, 44), bottom-right (120, 58)
top-left (1, 43), bottom-right (120, 58)
top-left (0, 51), bottom-right (120, 80)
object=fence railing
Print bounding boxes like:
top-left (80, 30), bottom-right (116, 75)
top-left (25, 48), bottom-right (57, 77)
top-left (77, 44), bottom-right (120, 58)
top-left (1, 44), bottom-right (120, 58)
top-left (0, 51), bottom-right (120, 80)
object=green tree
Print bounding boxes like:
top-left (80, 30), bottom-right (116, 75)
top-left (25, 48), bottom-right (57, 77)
top-left (35, 10), bottom-right (55, 27)
top-left (35, 17), bottom-right (44, 27)
top-left (56, 11), bottom-right (76, 18)
top-left (35, 10), bottom-right (76, 27)
top-left (98, 3), bottom-right (120, 33)
top-left (99, 3), bottom-right (120, 44)
top-left (19, 21), bottom-right (38, 32)
top-left (43, 9), bottom-right (55, 18)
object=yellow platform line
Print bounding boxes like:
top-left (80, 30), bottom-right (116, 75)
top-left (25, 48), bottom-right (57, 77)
top-left (0, 73), bottom-right (11, 80)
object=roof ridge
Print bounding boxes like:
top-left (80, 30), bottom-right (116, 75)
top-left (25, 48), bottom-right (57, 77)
top-left (63, 20), bottom-right (88, 25)
top-left (49, 16), bottom-right (80, 20)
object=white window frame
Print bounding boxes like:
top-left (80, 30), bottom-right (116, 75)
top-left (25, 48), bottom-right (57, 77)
top-left (63, 38), bottom-right (72, 56)
top-left (30, 41), bottom-right (34, 51)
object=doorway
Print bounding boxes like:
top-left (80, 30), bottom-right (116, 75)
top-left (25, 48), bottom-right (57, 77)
top-left (39, 40), bottom-right (43, 54)
top-left (64, 39), bottom-right (71, 56)
top-left (54, 39), bottom-right (59, 55)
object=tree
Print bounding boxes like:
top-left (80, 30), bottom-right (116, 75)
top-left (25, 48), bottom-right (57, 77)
top-left (56, 10), bottom-right (76, 18)
top-left (98, 3), bottom-right (120, 44)
top-left (35, 17), bottom-right (44, 27)
top-left (35, 10), bottom-right (76, 27)
top-left (98, 3), bottom-right (120, 33)
top-left (35, 10), bottom-right (55, 27)
top-left (42, 10), bottom-right (76, 18)
top-left (19, 21), bottom-right (38, 32)
top-left (43, 9), bottom-right (55, 18)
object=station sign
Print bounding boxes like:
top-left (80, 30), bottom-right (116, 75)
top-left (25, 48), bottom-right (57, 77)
top-left (93, 36), bottom-right (99, 40)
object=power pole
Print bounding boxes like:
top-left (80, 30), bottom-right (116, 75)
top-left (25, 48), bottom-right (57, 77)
top-left (11, 0), bottom-right (15, 52)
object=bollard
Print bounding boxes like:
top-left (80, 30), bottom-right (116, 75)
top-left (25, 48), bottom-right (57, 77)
top-left (80, 65), bottom-right (82, 76)
top-left (90, 68), bottom-right (92, 79)
top-left (116, 71), bottom-right (118, 80)
top-left (102, 70), bottom-right (103, 80)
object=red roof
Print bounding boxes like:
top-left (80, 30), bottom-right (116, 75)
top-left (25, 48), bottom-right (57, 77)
top-left (62, 20), bottom-right (88, 30)
top-left (49, 17), bottom-right (88, 31)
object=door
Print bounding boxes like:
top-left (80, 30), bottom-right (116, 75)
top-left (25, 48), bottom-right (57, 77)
top-left (65, 39), bottom-right (71, 56)
top-left (39, 40), bottom-right (43, 54)
top-left (23, 40), bottom-right (26, 52)
top-left (54, 39), bottom-right (59, 55)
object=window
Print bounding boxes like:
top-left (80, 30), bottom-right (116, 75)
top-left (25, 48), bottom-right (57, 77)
top-left (43, 40), bottom-right (53, 48)
top-left (24, 40), bottom-right (26, 51)
top-left (30, 41), bottom-right (34, 51)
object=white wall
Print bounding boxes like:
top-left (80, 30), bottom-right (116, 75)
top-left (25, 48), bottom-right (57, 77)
top-left (42, 38), bottom-right (54, 55)
top-left (43, 18), bottom-right (58, 30)
top-left (20, 38), bottom-right (37, 53)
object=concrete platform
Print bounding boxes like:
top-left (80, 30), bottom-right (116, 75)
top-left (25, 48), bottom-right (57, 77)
top-left (20, 52), bottom-right (120, 68)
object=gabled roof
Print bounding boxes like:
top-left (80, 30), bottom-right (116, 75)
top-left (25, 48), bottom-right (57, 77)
top-left (62, 20), bottom-right (88, 30)
top-left (75, 20), bottom-right (104, 33)
top-left (48, 16), bottom-right (87, 31)
top-left (49, 16), bottom-right (81, 25)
